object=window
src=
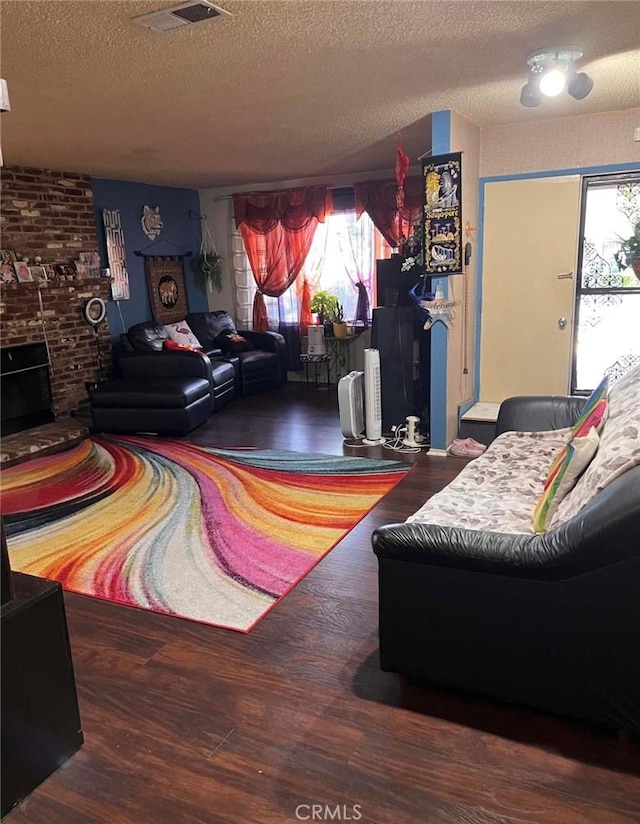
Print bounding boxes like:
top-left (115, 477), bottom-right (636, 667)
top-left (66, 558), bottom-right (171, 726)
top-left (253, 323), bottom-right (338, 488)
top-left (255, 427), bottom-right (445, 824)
top-left (573, 173), bottom-right (640, 392)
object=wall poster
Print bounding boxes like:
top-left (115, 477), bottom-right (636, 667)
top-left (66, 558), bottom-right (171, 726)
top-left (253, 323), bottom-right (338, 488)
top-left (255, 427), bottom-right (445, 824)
top-left (421, 152), bottom-right (462, 275)
top-left (144, 256), bottom-right (189, 325)
top-left (103, 209), bottom-right (130, 300)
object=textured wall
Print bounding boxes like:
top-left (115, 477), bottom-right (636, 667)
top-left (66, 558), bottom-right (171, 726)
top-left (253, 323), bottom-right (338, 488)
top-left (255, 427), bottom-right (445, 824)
top-left (479, 109), bottom-right (640, 178)
top-left (0, 166), bottom-right (99, 262)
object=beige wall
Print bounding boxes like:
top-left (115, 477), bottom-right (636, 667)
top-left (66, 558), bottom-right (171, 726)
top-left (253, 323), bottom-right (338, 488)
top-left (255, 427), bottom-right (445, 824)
top-left (448, 111), bottom-right (480, 443)
top-left (480, 108), bottom-right (640, 178)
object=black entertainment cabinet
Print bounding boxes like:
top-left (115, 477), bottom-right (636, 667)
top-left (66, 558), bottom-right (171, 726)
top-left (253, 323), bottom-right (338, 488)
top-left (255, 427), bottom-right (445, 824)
top-left (1, 523), bottom-right (83, 818)
top-left (374, 257), bottom-right (431, 436)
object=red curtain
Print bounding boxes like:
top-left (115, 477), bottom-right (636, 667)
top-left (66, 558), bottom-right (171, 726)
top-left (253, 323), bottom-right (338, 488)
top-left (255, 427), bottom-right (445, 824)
top-left (234, 187), bottom-right (330, 330)
top-left (354, 177), bottom-right (423, 248)
top-left (234, 187), bottom-right (329, 234)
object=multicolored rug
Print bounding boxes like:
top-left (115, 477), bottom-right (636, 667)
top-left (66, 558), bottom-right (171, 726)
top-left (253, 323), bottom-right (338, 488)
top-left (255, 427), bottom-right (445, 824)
top-left (1, 436), bottom-right (411, 632)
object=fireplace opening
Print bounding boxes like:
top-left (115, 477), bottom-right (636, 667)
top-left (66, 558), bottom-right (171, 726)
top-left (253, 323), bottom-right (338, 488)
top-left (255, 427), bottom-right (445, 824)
top-left (1, 343), bottom-right (55, 436)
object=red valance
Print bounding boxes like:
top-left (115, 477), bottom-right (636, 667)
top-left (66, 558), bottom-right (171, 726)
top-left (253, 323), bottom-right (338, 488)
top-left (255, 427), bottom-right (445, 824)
top-left (233, 187), bottom-right (331, 235)
top-left (354, 177), bottom-right (423, 247)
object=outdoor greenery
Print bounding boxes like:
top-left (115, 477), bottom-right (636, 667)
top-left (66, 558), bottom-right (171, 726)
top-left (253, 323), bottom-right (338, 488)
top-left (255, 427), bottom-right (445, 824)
top-left (615, 220), bottom-right (640, 270)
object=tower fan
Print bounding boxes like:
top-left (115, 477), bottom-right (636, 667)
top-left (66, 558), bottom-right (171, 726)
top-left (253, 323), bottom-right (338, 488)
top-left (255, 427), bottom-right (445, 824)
top-left (338, 371), bottom-right (364, 439)
top-left (363, 348), bottom-right (383, 444)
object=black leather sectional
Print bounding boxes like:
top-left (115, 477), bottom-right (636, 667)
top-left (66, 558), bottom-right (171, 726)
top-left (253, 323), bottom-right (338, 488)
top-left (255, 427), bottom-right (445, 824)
top-left (90, 312), bottom-right (287, 435)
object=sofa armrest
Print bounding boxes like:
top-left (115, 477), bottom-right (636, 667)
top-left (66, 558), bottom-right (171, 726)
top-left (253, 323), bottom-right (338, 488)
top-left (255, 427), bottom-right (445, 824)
top-left (373, 464), bottom-right (640, 581)
top-left (496, 395), bottom-right (585, 436)
top-left (118, 351), bottom-right (212, 382)
top-left (238, 329), bottom-right (288, 382)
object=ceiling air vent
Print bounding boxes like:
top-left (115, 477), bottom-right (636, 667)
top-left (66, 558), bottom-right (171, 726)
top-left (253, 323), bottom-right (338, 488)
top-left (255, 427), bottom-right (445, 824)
top-left (132, 1), bottom-right (231, 33)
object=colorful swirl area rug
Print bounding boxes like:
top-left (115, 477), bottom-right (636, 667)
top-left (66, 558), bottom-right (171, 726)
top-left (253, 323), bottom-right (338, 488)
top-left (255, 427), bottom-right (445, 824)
top-left (1, 436), bottom-right (411, 632)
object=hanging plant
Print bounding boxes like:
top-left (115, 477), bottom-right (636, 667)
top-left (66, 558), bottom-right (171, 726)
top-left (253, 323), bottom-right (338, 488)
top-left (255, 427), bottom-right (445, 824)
top-left (191, 216), bottom-right (224, 293)
top-left (190, 252), bottom-right (223, 292)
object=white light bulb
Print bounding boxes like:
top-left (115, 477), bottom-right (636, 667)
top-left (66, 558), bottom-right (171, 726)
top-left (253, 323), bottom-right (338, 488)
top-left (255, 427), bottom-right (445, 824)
top-left (539, 68), bottom-right (566, 97)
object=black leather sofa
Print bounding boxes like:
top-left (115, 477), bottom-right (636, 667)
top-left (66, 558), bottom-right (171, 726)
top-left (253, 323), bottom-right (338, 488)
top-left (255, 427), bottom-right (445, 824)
top-left (186, 312), bottom-right (287, 395)
top-left (122, 314), bottom-right (287, 396)
top-left (120, 323), bottom-right (236, 411)
top-left (372, 393), bottom-right (640, 733)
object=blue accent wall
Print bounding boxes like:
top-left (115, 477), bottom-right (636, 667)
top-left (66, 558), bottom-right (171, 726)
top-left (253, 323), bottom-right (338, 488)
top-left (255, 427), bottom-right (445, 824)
top-left (429, 111), bottom-right (451, 450)
top-left (91, 178), bottom-right (207, 342)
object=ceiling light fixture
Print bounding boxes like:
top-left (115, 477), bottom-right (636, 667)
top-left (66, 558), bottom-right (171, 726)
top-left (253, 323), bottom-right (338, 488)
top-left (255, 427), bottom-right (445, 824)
top-left (519, 47), bottom-right (594, 108)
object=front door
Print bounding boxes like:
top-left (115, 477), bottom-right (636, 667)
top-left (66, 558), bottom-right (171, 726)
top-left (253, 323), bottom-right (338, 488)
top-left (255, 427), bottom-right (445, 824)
top-left (479, 176), bottom-right (581, 403)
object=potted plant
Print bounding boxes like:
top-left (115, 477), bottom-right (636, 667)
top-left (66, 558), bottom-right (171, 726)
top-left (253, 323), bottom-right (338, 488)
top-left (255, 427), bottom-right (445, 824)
top-left (614, 220), bottom-right (640, 278)
top-left (332, 302), bottom-right (348, 338)
top-left (310, 290), bottom-right (339, 329)
top-left (190, 251), bottom-right (223, 293)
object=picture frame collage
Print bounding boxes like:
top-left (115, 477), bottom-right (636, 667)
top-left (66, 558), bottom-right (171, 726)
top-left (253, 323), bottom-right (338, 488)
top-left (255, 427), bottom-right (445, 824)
top-left (0, 249), bottom-right (102, 284)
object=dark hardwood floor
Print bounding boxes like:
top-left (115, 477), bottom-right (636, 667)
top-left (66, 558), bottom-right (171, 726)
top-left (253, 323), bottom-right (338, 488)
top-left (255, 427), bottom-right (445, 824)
top-left (7, 383), bottom-right (640, 823)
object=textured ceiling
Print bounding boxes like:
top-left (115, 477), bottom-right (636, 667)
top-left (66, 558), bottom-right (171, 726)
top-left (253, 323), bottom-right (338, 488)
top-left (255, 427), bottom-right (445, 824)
top-left (1, 0), bottom-right (639, 189)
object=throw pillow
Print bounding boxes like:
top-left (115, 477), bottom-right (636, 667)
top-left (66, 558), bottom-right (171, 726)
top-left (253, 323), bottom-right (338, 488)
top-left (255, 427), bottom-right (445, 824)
top-left (533, 427), bottom-right (600, 533)
top-left (570, 397), bottom-right (608, 439)
top-left (163, 339), bottom-right (201, 352)
top-left (569, 375), bottom-right (609, 438)
top-left (164, 320), bottom-right (202, 349)
top-left (216, 331), bottom-right (254, 353)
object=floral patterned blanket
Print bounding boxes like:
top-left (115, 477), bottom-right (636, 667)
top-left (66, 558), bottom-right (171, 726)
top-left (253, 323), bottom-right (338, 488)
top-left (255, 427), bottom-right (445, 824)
top-left (408, 429), bottom-right (569, 535)
top-left (408, 364), bottom-right (640, 536)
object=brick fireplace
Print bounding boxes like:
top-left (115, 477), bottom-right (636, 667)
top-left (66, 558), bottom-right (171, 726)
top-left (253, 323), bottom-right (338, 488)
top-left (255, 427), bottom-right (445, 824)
top-left (0, 279), bottom-right (113, 421)
top-left (0, 165), bottom-right (113, 457)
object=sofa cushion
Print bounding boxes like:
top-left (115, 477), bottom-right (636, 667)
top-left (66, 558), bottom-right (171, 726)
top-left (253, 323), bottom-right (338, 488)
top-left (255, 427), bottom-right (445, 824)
top-left (407, 428), bottom-right (570, 535)
top-left (127, 322), bottom-right (168, 352)
top-left (163, 338), bottom-right (201, 353)
top-left (570, 398), bottom-right (608, 438)
top-left (568, 374), bottom-right (608, 438)
top-left (164, 320), bottom-right (202, 349)
top-left (532, 427), bottom-right (600, 533)
top-left (550, 363), bottom-right (640, 528)
top-left (216, 331), bottom-right (254, 353)
top-left (186, 311), bottom-right (237, 350)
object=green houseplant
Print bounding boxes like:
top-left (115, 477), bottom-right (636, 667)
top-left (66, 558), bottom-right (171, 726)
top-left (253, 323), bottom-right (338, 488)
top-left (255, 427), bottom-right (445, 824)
top-left (310, 290), bottom-right (339, 327)
top-left (615, 220), bottom-right (640, 278)
top-left (332, 302), bottom-right (348, 338)
top-left (190, 252), bottom-right (223, 293)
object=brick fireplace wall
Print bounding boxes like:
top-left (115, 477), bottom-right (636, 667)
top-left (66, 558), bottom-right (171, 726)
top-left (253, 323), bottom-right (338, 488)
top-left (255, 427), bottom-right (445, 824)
top-left (0, 280), bottom-right (112, 418)
top-left (0, 166), bottom-right (112, 420)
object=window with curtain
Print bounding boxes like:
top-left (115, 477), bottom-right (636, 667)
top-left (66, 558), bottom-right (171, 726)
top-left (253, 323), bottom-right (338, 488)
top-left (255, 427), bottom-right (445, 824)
top-left (262, 210), bottom-right (389, 327)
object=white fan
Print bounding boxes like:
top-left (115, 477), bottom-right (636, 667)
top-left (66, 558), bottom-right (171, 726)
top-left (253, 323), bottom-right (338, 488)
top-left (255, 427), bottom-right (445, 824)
top-left (363, 348), bottom-right (383, 444)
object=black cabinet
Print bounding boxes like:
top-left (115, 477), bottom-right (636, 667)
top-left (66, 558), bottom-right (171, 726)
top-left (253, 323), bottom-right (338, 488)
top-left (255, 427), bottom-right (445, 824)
top-left (1, 573), bottom-right (83, 818)
top-left (373, 258), bottom-right (431, 436)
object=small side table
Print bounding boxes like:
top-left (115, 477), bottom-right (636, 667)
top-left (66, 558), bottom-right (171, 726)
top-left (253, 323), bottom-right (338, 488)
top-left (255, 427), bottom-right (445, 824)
top-left (300, 353), bottom-right (330, 388)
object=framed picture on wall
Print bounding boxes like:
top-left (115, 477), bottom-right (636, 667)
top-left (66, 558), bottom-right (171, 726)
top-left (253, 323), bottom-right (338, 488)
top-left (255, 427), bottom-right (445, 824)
top-left (1, 250), bottom-right (18, 283)
top-left (14, 261), bottom-right (33, 282)
top-left (29, 265), bottom-right (48, 281)
top-left (144, 256), bottom-right (189, 325)
top-left (421, 152), bottom-right (463, 275)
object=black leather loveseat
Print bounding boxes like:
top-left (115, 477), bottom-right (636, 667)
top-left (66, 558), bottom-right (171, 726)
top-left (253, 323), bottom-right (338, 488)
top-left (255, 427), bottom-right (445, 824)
top-left (121, 313), bottom-right (287, 397)
top-left (372, 374), bottom-right (640, 734)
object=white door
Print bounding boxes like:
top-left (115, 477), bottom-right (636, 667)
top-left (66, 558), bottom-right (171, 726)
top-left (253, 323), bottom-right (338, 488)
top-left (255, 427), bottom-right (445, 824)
top-left (479, 176), bottom-right (581, 403)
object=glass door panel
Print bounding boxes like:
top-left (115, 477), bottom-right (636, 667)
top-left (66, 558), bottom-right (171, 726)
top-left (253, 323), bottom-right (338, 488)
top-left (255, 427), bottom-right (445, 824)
top-left (573, 174), bottom-right (640, 393)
